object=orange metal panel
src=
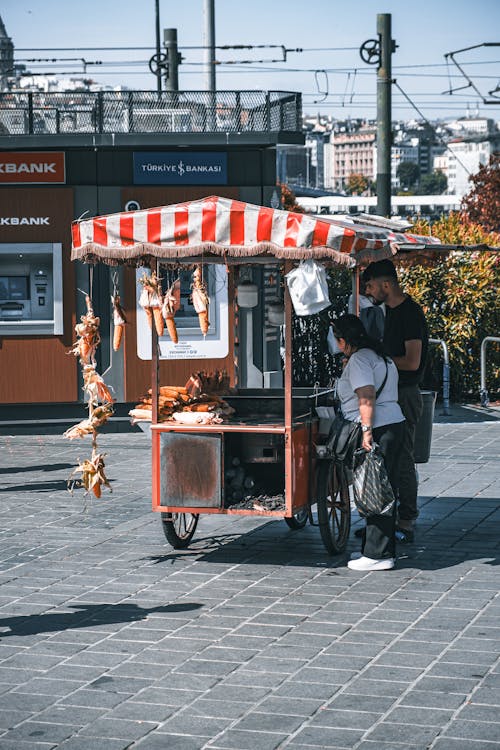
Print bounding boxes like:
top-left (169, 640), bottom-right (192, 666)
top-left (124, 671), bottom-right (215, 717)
top-left (291, 424), bottom-right (311, 511)
top-left (152, 430), bottom-right (160, 511)
top-left (151, 423), bottom-right (286, 434)
top-left (153, 505), bottom-right (285, 517)
top-left (159, 432), bottom-right (222, 508)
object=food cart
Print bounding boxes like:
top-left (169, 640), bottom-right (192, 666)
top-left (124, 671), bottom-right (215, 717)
top-left (71, 195), bottom-right (444, 554)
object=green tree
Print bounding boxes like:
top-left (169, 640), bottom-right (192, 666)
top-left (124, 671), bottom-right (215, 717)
top-left (419, 170), bottom-right (447, 195)
top-left (346, 173), bottom-right (368, 196)
top-left (403, 213), bottom-right (500, 402)
top-left (397, 161), bottom-right (420, 190)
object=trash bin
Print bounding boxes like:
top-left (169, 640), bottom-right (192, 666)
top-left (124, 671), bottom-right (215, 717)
top-left (414, 390), bottom-right (437, 464)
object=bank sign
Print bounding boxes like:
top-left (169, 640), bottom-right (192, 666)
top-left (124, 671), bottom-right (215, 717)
top-left (0, 152), bottom-right (65, 184)
top-left (133, 152), bottom-right (227, 185)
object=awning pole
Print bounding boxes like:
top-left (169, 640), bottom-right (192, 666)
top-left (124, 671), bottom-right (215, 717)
top-left (151, 261), bottom-right (160, 424)
top-left (283, 261), bottom-right (293, 512)
top-left (351, 267), bottom-right (360, 317)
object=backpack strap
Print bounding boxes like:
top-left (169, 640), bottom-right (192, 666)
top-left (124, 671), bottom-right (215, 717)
top-left (375, 361), bottom-right (388, 402)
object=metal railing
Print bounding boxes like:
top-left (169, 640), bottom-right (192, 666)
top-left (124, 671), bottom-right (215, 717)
top-left (480, 336), bottom-right (500, 407)
top-left (0, 90), bottom-right (302, 136)
top-left (429, 338), bottom-right (451, 415)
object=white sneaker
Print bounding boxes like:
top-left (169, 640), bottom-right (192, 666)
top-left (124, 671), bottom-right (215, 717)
top-left (347, 556), bottom-right (395, 571)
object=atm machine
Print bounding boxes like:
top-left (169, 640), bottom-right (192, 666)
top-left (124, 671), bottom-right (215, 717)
top-left (0, 243), bottom-right (63, 335)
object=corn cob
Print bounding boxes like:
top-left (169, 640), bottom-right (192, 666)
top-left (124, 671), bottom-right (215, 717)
top-left (153, 308), bottom-right (165, 337)
top-left (138, 271), bottom-right (163, 335)
top-left (111, 294), bottom-right (127, 351)
top-left (162, 280), bottom-right (181, 343)
top-left (191, 266), bottom-right (210, 335)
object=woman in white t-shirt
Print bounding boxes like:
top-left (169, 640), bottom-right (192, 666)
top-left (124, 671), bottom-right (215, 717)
top-left (331, 314), bottom-right (405, 571)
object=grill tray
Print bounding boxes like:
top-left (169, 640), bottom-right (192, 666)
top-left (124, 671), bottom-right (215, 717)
top-left (224, 387), bottom-right (335, 419)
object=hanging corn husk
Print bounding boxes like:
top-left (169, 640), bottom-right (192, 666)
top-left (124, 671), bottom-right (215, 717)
top-left (70, 294), bottom-right (101, 364)
top-left (191, 266), bottom-right (209, 335)
top-left (161, 279), bottom-right (181, 343)
top-left (63, 403), bottom-right (114, 440)
top-left (82, 364), bottom-right (114, 405)
top-left (66, 289), bottom-right (114, 502)
top-left (68, 451), bottom-right (111, 498)
top-left (138, 271), bottom-right (164, 336)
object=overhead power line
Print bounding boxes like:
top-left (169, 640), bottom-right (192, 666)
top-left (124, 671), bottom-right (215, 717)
top-left (393, 81), bottom-right (473, 176)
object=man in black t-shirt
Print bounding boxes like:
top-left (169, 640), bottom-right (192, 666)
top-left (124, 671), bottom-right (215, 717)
top-left (362, 259), bottom-right (429, 542)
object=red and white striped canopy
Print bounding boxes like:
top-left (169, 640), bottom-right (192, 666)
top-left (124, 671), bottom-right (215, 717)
top-left (71, 195), bottom-right (442, 266)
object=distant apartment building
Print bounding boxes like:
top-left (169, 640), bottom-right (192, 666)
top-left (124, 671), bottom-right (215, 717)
top-left (447, 116), bottom-right (496, 137)
top-left (325, 127), bottom-right (376, 191)
top-left (445, 138), bottom-right (498, 197)
top-left (433, 154), bottom-right (448, 181)
top-left (388, 142), bottom-right (419, 189)
top-left (277, 131), bottom-right (329, 190)
top-left (0, 15), bottom-right (14, 90)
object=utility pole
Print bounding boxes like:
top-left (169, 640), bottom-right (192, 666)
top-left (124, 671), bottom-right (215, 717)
top-left (203, 0), bottom-right (216, 131)
top-left (154, 0), bottom-right (162, 94)
top-left (376, 13), bottom-right (393, 217)
top-left (164, 28), bottom-right (179, 92)
top-left (203, 0), bottom-right (216, 92)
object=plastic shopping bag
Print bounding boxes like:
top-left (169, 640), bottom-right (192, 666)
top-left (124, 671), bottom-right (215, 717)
top-left (352, 445), bottom-right (395, 518)
top-left (327, 327), bottom-right (342, 355)
top-left (285, 259), bottom-right (330, 316)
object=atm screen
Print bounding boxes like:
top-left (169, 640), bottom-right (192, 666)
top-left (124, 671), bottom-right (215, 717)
top-left (0, 277), bottom-right (30, 301)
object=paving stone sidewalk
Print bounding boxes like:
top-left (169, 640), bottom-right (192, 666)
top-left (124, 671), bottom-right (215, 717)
top-left (0, 417), bottom-right (499, 750)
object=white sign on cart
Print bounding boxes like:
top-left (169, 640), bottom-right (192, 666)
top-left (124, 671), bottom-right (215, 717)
top-left (136, 264), bottom-right (229, 360)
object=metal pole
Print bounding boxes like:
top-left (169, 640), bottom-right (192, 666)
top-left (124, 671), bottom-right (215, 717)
top-left (151, 261), bottom-right (160, 425)
top-left (164, 28), bottom-right (179, 92)
top-left (429, 338), bottom-right (450, 416)
top-left (283, 261), bottom-right (293, 516)
top-left (351, 268), bottom-right (360, 317)
top-left (203, 0), bottom-right (216, 131)
top-left (376, 13), bottom-right (392, 217)
top-left (203, 0), bottom-right (216, 92)
top-left (480, 336), bottom-right (500, 407)
top-left (155, 0), bottom-right (162, 94)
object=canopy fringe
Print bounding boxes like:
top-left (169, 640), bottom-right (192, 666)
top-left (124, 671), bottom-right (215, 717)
top-left (71, 241), bottom-right (360, 267)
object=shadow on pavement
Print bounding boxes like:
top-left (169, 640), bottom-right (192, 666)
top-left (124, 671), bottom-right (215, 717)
top-left (0, 480), bottom-right (71, 493)
top-left (0, 463), bottom-right (73, 475)
top-left (0, 602), bottom-right (203, 638)
top-left (434, 403), bottom-right (500, 423)
top-left (145, 513), bottom-right (500, 571)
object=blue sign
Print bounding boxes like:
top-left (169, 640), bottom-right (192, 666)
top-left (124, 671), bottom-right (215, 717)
top-left (133, 152), bottom-right (227, 185)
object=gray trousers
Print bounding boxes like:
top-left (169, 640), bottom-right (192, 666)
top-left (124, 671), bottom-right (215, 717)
top-left (397, 384), bottom-right (423, 522)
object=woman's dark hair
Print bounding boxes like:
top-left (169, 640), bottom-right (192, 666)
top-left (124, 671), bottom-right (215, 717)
top-left (332, 313), bottom-right (388, 360)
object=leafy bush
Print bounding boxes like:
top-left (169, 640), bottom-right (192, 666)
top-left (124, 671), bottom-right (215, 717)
top-left (291, 215), bottom-right (500, 402)
top-left (398, 250), bottom-right (500, 402)
top-left (406, 213), bottom-right (500, 402)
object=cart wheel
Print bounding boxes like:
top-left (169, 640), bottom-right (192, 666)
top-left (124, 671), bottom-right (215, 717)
top-left (316, 461), bottom-right (350, 555)
top-left (284, 508), bottom-right (309, 529)
top-left (161, 512), bottom-right (199, 549)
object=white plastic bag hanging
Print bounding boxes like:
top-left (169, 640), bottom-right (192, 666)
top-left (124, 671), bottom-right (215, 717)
top-left (285, 259), bottom-right (330, 317)
top-left (327, 327), bottom-right (342, 355)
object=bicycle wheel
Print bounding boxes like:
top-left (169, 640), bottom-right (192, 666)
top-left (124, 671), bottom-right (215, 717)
top-left (284, 508), bottom-right (309, 529)
top-left (161, 512), bottom-right (199, 549)
top-left (316, 461), bottom-right (350, 555)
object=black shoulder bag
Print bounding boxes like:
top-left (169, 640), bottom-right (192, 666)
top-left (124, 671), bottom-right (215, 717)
top-left (325, 361), bottom-right (388, 465)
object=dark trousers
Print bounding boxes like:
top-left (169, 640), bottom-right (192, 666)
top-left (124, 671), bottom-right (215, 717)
top-left (361, 421), bottom-right (405, 560)
top-left (397, 385), bottom-right (423, 522)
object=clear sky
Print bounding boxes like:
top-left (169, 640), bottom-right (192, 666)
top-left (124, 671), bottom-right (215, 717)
top-left (2, 0), bottom-right (500, 121)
